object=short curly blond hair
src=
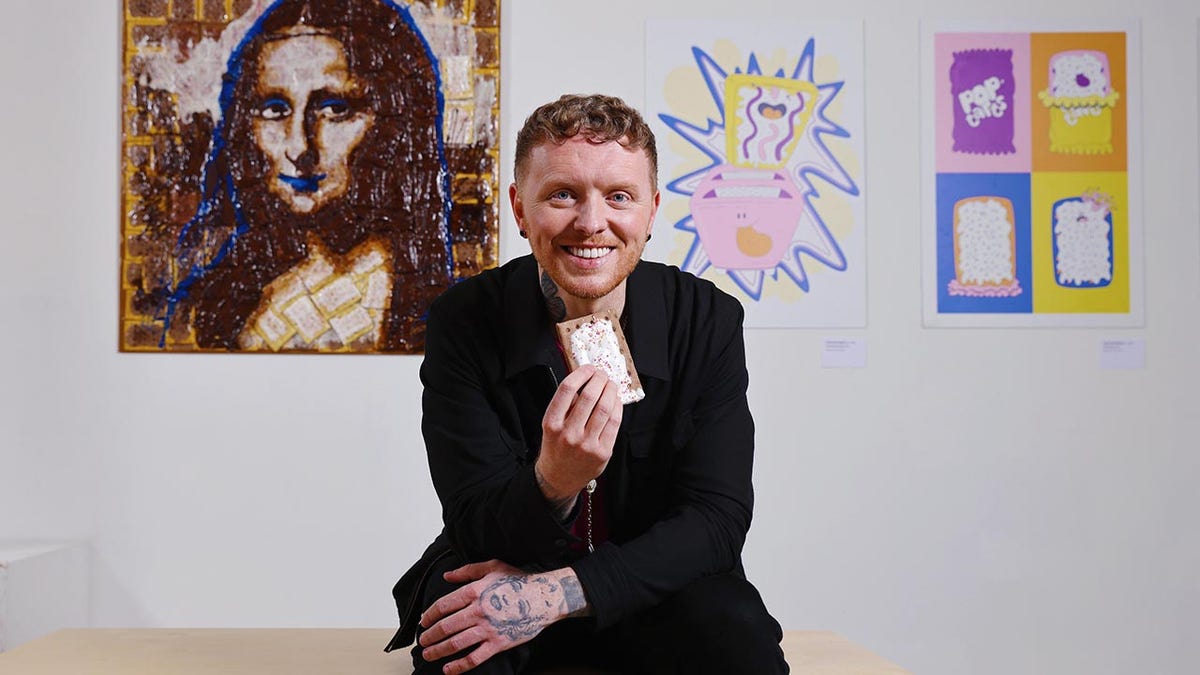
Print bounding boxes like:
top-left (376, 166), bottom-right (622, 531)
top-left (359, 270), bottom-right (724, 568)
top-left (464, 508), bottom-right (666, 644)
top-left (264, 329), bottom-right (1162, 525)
top-left (514, 93), bottom-right (658, 190)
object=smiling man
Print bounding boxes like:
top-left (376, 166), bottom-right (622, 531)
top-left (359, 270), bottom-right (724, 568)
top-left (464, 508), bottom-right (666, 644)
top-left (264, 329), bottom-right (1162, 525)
top-left (388, 94), bottom-right (788, 674)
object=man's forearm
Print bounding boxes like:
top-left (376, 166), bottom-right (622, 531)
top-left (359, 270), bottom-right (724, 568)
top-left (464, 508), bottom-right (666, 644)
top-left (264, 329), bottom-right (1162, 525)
top-left (534, 462), bottom-right (579, 521)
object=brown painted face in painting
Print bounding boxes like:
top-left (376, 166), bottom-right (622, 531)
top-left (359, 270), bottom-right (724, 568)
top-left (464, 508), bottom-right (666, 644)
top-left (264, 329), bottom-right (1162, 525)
top-left (251, 31), bottom-right (375, 214)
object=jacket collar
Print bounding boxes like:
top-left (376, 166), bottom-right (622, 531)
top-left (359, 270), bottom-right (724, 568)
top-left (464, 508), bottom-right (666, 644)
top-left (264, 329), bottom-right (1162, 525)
top-left (501, 256), bottom-right (669, 383)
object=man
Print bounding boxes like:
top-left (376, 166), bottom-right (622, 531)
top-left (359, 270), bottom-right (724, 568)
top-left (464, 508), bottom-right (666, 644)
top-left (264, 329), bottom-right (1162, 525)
top-left (388, 94), bottom-right (788, 674)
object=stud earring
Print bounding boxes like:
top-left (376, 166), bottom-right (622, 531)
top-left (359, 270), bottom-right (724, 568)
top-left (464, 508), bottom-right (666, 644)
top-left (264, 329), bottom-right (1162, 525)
top-left (519, 230), bottom-right (528, 239)
top-left (646, 232), bottom-right (653, 242)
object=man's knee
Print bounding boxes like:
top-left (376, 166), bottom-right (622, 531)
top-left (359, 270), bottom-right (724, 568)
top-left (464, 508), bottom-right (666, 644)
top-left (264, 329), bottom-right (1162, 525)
top-left (670, 575), bottom-right (782, 644)
top-left (650, 574), bottom-right (788, 673)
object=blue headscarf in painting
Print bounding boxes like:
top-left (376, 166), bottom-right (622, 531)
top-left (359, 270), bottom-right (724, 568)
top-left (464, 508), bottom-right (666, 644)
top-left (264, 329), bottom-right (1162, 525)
top-left (163, 0), bottom-right (452, 352)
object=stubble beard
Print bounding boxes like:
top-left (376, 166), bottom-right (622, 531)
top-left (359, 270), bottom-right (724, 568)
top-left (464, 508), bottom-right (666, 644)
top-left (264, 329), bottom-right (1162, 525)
top-left (540, 242), bottom-right (644, 308)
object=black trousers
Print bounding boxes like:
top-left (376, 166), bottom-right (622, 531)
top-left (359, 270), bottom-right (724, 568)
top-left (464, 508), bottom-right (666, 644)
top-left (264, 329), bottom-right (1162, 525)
top-left (411, 554), bottom-right (789, 674)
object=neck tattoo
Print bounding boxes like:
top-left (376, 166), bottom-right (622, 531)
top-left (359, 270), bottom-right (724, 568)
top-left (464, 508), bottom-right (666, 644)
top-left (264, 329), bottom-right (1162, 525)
top-left (540, 270), bottom-right (567, 322)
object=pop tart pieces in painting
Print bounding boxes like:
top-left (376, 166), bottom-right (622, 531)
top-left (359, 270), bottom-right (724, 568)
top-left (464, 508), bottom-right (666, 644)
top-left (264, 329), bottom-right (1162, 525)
top-left (120, 0), bottom-right (500, 353)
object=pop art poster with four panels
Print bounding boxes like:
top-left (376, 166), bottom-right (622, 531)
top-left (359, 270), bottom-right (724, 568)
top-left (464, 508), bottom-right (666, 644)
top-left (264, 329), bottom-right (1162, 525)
top-left (921, 21), bottom-right (1143, 327)
top-left (646, 21), bottom-right (865, 328)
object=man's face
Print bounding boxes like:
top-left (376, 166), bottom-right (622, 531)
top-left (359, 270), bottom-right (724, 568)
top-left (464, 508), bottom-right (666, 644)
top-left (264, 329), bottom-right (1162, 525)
top-left (510, 136), bottom-right (659, 316)
top-left (251, 33), bottom-right (375, 214)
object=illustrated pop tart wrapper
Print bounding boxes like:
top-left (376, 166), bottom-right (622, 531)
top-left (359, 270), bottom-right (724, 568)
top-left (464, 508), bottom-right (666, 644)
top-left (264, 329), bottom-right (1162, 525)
top-left (555, 309), bottom-right (645, 405)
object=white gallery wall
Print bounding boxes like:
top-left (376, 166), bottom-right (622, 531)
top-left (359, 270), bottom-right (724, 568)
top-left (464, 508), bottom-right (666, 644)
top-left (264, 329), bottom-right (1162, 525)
top-left (1, 0), bottom-right (1197, 673)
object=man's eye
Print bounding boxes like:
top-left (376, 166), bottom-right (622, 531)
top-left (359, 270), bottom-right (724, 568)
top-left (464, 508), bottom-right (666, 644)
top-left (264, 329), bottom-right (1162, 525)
top-left (317, 99), bottom-right (351, 119)
top-left (550, 190), bottom-right (572, 200)
top-left (610, 193), bottom-right (631, 203)
top-left (259, 98), bottom-right (291, 120)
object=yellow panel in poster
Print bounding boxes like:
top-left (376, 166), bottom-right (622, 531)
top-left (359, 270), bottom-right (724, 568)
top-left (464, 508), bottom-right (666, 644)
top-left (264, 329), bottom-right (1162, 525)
top-left (1031, 171), bottom-right (1128, 313)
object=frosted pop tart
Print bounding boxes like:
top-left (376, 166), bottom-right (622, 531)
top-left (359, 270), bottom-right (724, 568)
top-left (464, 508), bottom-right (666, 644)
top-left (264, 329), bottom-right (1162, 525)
top-left (555, 309), bottom-right (645, 405)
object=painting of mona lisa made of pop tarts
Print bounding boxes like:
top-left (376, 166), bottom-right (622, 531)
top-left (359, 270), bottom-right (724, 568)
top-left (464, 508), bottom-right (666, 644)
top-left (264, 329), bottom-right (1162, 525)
top-left (121, 0), bottom-right (500, 353)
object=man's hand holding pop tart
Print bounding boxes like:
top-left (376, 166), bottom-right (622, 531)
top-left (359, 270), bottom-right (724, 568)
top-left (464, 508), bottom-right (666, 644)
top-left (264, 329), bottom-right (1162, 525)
top-left (534, 364), bottom-right (622, 518)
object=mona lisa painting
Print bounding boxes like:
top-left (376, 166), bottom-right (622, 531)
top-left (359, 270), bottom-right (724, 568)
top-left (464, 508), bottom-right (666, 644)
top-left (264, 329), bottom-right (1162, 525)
top-left (121, 0), bottom-right (500, 353)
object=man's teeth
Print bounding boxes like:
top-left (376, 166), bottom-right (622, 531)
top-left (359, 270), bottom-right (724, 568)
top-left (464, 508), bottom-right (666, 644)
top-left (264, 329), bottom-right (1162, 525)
top-left (568, 247), bottom-right (611, 259)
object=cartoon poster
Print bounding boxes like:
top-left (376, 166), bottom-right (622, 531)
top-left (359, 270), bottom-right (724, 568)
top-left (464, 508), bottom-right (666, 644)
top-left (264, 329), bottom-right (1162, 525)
top-left (646, 21), bottom-right (865, 328)
top-left (922, 21), bottom-right (1143, 327)
top-left (120, 0), bottom-right (501, 353)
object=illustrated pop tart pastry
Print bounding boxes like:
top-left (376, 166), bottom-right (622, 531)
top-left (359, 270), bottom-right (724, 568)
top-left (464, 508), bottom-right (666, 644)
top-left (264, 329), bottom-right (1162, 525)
top-left (689, 74), bottom-right (816, 270)
top-left (948, 196), bottom-right (1022, 298)
top-left (1037, 50), bottom-right (1120, 155)
top-left (1052, 191), bottom-right (1113, 288)
top-left (555, 309), bottom-right (645, 405)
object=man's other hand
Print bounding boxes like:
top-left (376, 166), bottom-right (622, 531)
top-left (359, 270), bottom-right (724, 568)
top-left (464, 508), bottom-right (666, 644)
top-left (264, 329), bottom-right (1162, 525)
top-left (417, 560), bottom-right (589, 674)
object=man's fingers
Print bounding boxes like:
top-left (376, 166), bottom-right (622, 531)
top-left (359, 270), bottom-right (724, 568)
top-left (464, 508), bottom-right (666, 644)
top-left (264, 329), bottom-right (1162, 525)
top-left (418, 604), bottom-right (476, 648)
top-left (442, 559), bottom-right (502, 583)
top-left (419, 585), bottom-right (474, 628)
top-left (583, 378), bottom-right (621, 440)
top-left (562, 369), bottom-right (610, 435)
top-left (542, 365), bottom-right (597, 427)
top-left (596, 384), bottom-right (623, 450)
top-left (445, 641), bottom-right (501, 675)
top-left (420, 624), bottom-right (488, 665)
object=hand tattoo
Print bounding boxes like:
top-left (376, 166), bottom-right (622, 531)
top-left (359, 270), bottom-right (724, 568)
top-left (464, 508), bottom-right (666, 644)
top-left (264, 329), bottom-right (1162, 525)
top-left (477, 572), bottom-right (591, 642)
top-left (560, 575), bottom-right (588, 617)
top-left (479, 575), bottom-right (555, 641)
top-left (540, 270), bottom-right (567, 322)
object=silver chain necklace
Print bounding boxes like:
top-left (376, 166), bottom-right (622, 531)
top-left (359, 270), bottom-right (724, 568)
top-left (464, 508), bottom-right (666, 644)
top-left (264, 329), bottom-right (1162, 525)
top-left (584, 479), bottom-right (597, 553)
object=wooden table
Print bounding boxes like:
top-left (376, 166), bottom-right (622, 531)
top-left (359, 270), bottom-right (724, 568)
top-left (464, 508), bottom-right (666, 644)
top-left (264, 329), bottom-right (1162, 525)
top-left (0, 628), bottom-right (911, 674)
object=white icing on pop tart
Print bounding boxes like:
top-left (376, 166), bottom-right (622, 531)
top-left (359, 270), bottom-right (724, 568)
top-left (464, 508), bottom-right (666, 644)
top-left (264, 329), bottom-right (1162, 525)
top-left (556, 311), bottom-right (645, 405)
top-left (568, 318), bottom-right (644, 404)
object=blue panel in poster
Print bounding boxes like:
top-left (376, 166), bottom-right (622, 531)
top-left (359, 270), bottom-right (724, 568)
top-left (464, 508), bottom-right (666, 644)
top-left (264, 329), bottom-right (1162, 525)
top-left (935, 172), bottom-right (1032, 314)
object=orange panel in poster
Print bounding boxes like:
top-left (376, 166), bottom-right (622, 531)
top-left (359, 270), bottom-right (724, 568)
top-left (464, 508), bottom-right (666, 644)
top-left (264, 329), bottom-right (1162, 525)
top-left (1030, 32), bottom-right (1127, 172)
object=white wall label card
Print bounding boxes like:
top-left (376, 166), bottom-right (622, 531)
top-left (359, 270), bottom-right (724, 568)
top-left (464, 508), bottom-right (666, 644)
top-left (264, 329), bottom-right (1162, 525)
top-left (1098, 338), bottom-right (1144, 369)
top-left (821, 338), bottom-right (867, 369)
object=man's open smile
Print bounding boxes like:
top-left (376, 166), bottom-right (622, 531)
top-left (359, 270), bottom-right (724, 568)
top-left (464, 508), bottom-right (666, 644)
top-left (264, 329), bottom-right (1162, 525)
top-left (565, 246), bottom-right (614, 259)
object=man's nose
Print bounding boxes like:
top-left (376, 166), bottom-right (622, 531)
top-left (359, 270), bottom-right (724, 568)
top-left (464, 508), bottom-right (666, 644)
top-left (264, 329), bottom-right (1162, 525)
top-left (573, 196), bottom-right (606, 235)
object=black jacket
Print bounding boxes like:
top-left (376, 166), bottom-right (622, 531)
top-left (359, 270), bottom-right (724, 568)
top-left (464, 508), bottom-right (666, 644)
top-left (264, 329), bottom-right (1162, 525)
top-left (388, 255), bottom-right (755, 651)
